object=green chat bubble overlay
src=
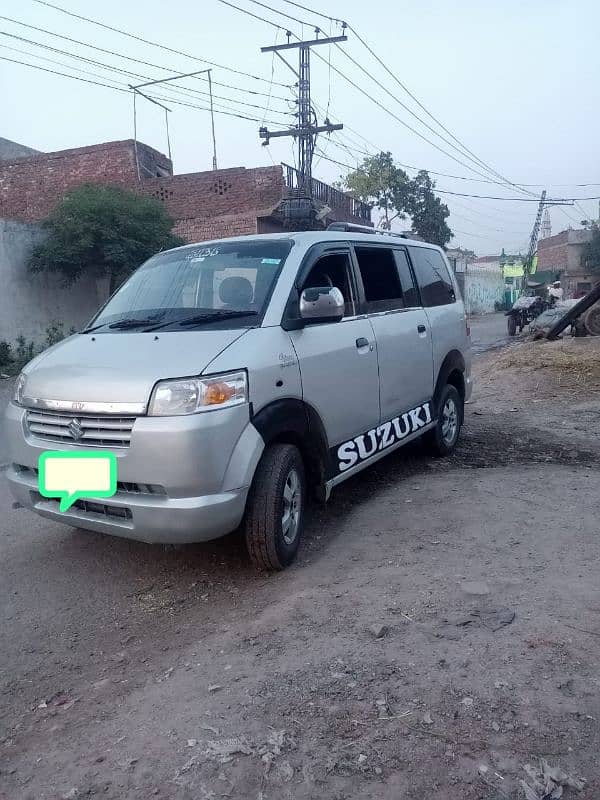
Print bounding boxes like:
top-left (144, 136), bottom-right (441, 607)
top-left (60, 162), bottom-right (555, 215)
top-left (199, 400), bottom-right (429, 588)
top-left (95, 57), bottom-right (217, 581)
top-left (38, 451), bottom-right (118, 513)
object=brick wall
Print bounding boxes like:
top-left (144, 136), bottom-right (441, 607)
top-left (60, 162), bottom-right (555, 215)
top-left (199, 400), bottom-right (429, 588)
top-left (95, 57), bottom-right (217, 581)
top-left (0, 140), bottom-right (171, 223)
top-left (138, 165), bottom-right (286, 242)
top-left (0, 137), bottom-right (366, 243)
top-left (537, 231), bottom-right (569, 271)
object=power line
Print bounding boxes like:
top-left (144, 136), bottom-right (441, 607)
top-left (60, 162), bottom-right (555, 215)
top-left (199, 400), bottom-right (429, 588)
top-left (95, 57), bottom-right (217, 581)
top-left (28, 0), bottom-right (291, 87)
top-left (264, 0), bottom-right (536, 196)
top-left (0, 25), bottom-right (291, 101)
top-left (312, 150), bottom-right (599, 202)
top-left (0, 41), bottom-right (295, 120)
top-left (277, 0), bottom-right (344, 24)
top-left (216, 0), bottom-right (542, 193)
top-left (0, 55), bottom-right (286, 124)
top-left (331, 41), bottom-right (535, 196)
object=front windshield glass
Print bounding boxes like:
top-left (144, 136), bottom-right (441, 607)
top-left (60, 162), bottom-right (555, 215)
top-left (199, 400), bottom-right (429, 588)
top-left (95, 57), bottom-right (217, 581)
top-left (87, 239), bottom-right (293, 332)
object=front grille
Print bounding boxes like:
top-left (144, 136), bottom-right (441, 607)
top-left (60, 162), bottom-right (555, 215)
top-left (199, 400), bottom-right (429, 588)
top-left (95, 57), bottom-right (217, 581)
top-left (26, 410), bottom-right (136, 448)
top-left (15, 465), bottom-right (165, 496)
top-left (33, 491), bottom-right (132, 520)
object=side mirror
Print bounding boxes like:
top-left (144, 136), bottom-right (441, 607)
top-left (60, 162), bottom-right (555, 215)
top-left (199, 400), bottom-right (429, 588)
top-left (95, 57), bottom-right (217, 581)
top-left (299, 286), bottom-right (345, 324)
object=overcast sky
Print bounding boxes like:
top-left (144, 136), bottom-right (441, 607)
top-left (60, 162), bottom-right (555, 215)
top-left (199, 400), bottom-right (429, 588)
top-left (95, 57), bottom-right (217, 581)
top-left (2, 0), bottom-right (599, 254)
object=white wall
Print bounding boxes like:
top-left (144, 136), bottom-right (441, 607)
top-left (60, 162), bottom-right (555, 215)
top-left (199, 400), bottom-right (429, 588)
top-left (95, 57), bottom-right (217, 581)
top-left (0, 218), bottom-right (108, 345)
top-left (464, 267), bottom-right (504, 314)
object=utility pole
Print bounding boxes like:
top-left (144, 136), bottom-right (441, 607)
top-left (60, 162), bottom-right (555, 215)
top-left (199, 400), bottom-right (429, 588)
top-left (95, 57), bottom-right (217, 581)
top-left (259, 31), bottom-right (346, 197)
top-left (522, 190), bottom-right (547, 293)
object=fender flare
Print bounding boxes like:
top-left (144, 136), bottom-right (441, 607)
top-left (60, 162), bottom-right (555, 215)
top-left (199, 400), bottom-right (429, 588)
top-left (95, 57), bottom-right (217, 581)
top-left (251, 399), bottom-right (331, 490)
top-left (432, 350), bottom-right (466, 418)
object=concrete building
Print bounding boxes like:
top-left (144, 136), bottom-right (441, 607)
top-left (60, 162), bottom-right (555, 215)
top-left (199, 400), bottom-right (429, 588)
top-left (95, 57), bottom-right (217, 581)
top-left (537, 228), bottom-right (595, 297)
top-left (447, 249), bottom-right (504, 314)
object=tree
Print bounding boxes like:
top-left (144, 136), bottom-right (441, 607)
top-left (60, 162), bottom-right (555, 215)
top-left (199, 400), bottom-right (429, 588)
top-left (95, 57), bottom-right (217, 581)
top-left (343, 152), bottom-right (412, 229)
top-left (342, 152), bottom-right (453, 247)
top-left (30, 184), bottom-right (185, 292)
top-left (407, 170), bottom-right (452, 247)
top-left (582, 222), bottom-right (600, 272)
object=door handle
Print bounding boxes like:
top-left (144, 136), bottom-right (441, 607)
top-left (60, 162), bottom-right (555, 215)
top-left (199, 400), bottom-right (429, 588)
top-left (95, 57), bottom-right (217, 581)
top-left (356, 337), bottom-right (369, 348)
top-left (417, 324), bottom-right (427, 334)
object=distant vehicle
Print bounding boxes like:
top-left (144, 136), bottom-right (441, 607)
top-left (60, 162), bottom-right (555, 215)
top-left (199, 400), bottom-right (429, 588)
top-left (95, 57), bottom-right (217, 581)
top-left (505, 294), bottom-right (548, 336)
top-left (6, 224), bottom-right (472, 570)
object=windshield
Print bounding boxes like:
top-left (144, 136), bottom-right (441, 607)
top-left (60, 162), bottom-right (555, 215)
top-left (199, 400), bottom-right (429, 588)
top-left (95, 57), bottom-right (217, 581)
top-left (86, 239), bottom-right (293, 332)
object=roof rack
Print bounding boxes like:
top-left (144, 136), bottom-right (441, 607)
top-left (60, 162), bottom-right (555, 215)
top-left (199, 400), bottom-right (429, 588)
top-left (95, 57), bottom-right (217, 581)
top-left (327, 222), bottom-right (408, 239)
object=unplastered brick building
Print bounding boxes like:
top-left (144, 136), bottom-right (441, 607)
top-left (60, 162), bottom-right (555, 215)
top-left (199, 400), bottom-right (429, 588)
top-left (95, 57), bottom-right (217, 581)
top-left (537, 228), bottom-right (595, 297)
top-left (0, 139), bottom-right (370, 240)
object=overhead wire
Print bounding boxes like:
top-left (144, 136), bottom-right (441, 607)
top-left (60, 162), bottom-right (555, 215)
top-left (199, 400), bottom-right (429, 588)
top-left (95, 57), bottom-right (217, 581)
top-left (0, 15), bottom-right (294, 104)
top-left (0, 55), bottom-right (286, 124)
top-left (28, 0), bottom-right (292, 87)
top-left (0, 41), bottom-right (295, 120)
top-left (311, 151), bottom-right (598, 202)
top-left (215, 0), bottom-right (544, 195)
top-left (261, 0), bottom-right (537, 197)
top-left (0, 26), bottom-right (292, 101)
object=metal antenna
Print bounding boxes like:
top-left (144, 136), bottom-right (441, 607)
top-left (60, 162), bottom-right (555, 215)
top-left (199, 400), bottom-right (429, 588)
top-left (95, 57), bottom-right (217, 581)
top-left (130, 68), bottom-right (219, 174)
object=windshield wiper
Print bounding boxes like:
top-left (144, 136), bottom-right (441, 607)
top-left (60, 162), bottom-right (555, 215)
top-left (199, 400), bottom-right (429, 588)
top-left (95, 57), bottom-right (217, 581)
top-left (108, 317), bottom-right (164, 329)
top-left (177, 310), bottom-right (258, 327)
top-left (80, 322), bottom-right (109, 334)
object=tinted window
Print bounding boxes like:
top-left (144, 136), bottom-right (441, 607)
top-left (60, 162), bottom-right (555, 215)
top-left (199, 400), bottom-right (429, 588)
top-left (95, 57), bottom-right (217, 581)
top-left (301, 252), bottom-right (356, 317)
top-left (409, 247), bottom-right (456, 307)
top-left (354, 246), bottom-right (404, 312)
top-left (393, 250), bottom-right (420, 307)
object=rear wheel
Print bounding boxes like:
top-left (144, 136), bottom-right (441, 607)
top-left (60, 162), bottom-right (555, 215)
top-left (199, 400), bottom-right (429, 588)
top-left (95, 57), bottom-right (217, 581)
top-left (507, 315), bottom-right (517, 336)
top-left (244, 443), bottom-right (306, 571)
top-left (424, 384), bottom-right (463, 457)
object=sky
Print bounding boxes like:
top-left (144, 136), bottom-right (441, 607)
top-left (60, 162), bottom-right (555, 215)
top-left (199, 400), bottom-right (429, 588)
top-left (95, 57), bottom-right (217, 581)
top-left (2, 0), bottom-right (599, 255)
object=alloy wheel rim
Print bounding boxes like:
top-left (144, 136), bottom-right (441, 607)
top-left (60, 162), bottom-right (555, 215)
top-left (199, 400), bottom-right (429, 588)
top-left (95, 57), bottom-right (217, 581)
top-left (282, 468), bottom-right (301, 545)
top-left (441, 398), bottom-right (458, 445)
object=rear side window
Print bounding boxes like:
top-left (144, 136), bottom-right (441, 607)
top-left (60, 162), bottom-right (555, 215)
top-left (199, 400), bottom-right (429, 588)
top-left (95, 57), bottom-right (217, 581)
top-left (354, 246), bottom-right (404, 312)
top-left (393, 250), bottom-right (420, 308)
top-left (409, 247), bottom-right (456, 307)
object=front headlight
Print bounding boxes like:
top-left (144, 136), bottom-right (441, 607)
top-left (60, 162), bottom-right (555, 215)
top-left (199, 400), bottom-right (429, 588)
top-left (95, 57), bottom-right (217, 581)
top-left (148, 371), bottom-right (248, 416)
top-left (13, 373), bottom-right (27, 405)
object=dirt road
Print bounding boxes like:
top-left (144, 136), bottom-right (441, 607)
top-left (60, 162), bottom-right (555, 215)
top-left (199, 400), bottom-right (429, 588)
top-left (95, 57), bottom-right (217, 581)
top-left (1, 324), bottom-right (599, 800)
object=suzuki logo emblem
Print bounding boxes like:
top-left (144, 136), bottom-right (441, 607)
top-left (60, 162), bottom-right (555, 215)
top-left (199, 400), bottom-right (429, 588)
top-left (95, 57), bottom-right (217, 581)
top-left (68, 418), bottom-right (83, 441)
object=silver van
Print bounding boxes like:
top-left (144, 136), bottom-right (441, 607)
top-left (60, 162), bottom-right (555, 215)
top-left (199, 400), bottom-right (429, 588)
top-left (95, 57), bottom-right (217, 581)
top-left (6, 225), bottom-right (472, 570)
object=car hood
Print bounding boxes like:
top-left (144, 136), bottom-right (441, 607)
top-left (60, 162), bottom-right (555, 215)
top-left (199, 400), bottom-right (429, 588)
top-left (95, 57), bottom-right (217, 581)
top-left (21, 329), bottom-right (249, 408)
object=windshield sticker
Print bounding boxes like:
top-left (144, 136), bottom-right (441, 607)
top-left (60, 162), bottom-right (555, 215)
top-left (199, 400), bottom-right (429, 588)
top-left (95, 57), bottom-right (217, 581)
top-left (185, 247), bottom-right (220, 260)
top-left (261, 258), bottom-right (281, 265)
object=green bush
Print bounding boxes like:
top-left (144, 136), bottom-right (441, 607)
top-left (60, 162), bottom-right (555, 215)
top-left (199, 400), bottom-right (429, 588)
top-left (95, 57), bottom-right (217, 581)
top-left (0, 340), bottom-right (12, 372)
top-left (0, 322), bottom-right (70, 375)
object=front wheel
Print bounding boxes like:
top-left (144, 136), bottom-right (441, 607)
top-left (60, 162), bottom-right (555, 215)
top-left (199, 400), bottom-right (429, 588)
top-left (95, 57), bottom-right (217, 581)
top-left (244, 443), bottom-right (306, 571)
top-left (507, 315), bottom-right (517, 336)
top-left (423, 385), bottom-right (463, 457)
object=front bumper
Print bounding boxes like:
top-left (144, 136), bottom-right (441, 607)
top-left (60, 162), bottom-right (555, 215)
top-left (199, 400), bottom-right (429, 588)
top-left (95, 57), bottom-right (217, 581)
top-left (4, 401), bottom-right (264, 544)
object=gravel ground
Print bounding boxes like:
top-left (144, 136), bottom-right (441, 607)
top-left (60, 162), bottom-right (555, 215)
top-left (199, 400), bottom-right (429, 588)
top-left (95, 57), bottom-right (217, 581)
top-left (1, 325), bottom-right (599, 800)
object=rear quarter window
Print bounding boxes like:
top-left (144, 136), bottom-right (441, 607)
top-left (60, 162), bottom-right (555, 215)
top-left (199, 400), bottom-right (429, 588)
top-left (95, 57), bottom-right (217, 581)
top-left (409, 247), bottom-right (456, 307)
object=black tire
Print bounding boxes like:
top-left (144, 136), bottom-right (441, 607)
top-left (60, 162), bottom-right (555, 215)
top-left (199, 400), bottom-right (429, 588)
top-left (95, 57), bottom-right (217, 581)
top-left (424, 384), bottom-right (463, 457)
top-left (507, 315), bottom-right (517, 336)
top-left (244, 443), bottom-right (306, 571)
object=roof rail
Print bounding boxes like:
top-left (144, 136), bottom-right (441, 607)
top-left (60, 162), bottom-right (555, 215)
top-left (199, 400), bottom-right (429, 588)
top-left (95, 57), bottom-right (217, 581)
top-left (327, 222), bottom-right (407, 239)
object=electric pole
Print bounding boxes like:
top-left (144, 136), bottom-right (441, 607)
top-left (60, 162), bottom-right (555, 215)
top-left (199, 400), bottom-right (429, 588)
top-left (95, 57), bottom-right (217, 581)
top-left (259, 31), bottom-right (346, 198)
top-left (522, 190), bottom-right (547, 293)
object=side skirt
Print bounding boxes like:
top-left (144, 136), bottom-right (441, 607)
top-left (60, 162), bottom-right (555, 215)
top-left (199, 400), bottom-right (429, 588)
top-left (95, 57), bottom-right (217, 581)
top-left (324, 419), bottom-right (437, 500)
